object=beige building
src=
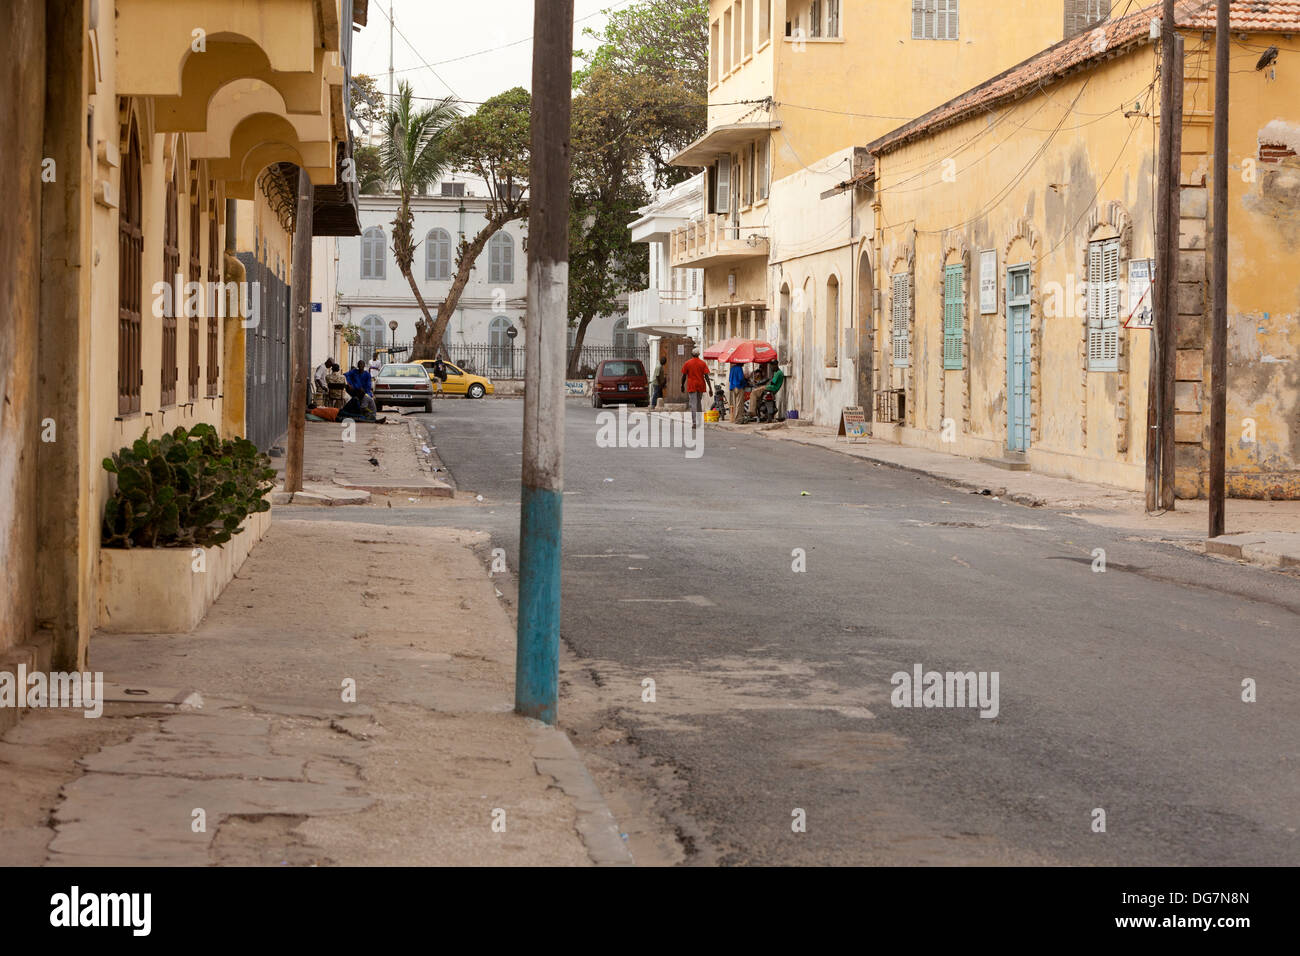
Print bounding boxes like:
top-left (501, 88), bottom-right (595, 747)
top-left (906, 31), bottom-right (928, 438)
top-left (855, 0), bottom-right (1300, 497)
top-left (1, 0), bottom-right (364, 676)
top-left (675, 1), bottom-right (1108, 422)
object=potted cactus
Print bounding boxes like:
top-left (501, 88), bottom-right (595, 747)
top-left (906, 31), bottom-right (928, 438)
top-left (97, 424), bottom-right (277, 632)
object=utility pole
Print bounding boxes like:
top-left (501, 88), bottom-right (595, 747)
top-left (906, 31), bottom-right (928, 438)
top-left (1161, 34), bottom-right (1184, 511)
top-left (388, 3), bottom-right (394, 104)
top-left (1147, 0), bottom-right (1178, 512)
top-left (515, 0), bottom-right (573, 724)
top-left (1208, 0), bottom-right (1230, 537)
top-left (285, 167), bottom-right (313, 494)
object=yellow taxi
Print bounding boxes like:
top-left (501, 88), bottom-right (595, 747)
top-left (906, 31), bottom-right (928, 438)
top-left (414, 359), bottom-right (495, 399)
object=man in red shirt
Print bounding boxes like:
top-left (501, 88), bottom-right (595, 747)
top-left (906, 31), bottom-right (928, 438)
top-left (680, 348), bottom-right (712, 431)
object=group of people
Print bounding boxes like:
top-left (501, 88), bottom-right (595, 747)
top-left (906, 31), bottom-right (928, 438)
top-left (675, 348), bottom-right (786, 430)
top-left (307, 356), bottom-right (386, 424)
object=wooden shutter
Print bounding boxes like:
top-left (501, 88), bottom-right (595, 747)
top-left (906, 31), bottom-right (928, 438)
top-left (892, 273), bottom-right (910, 367)
top-left (828, 0), bottom-right (840, 37)
top-left (912, 0), bottom-right (925, 38)
top-left (118, 122), bottom-right (143, 415)
top-left (943, 264), bottom-right (964, 370)
top-left (716, 157), bottom-right (730, 214)
top-left (206, 213), bottom-right (220, 396)
top-left (188, 195), bottom-right (202, 400)
top-left (1087, 238), bottom-right (1120, 371)
top-left (161, 172), bottom-right (180, 406)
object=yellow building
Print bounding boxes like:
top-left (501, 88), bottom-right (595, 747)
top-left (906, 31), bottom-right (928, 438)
top-left (1, 0), bottom-right (364, 679)
top-left (673, 1), bottom-right (1104, 420)
top-left (859, 0), bottom-right (1300, 497)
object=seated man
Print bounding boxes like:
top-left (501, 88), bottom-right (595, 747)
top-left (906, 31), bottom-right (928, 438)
top-left (748, 362), bottom-right (785, 418)
top-left (338, 387), bottom-right (386, 424)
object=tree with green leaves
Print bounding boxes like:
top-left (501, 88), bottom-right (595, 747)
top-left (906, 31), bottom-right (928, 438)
top-left (577, 0), bottom-right (708, 187)
top-left (353, 143), bottom-right (385, 196)
top-left (379, 81), bottom-right (460, 358)
top-left (564, 0), bottom-right (709, 371)
top-left (418, 87), bottom-right (531, 359)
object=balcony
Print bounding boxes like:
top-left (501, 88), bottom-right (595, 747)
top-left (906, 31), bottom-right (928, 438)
top-left (669, 214), bottom-right (769, 269)
top-left (629, 289), bottom-right (697, 335)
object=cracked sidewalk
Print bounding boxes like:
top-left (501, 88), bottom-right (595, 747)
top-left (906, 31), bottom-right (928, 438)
top-left (0, 519), bottom-right (629, 866)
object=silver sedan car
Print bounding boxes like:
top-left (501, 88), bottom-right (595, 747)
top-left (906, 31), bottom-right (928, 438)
top-left (372, 363), bottom-right (434, 413)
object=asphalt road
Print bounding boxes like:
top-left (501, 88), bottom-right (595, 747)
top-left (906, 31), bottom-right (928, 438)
top-left (285, 398), bottom-right (1300, 866)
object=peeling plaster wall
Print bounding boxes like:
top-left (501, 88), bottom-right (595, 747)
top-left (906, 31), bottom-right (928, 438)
top-left (1214, 38), bottom-right (1300, 498)
top-left (0, 0), bottom-right (45, 652)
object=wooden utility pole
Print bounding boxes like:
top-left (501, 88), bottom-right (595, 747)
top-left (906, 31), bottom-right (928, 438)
top-left (285, 167), bottom-right (313, 494)
top-left (1160, 34), bottom-right (1184, 511)
top-left (1208, 0), bottom-right (1230, 537)
top-left (1147, 0), bottom-right (1179, 512)
top-left (515, 0), bottom-right (573, 724)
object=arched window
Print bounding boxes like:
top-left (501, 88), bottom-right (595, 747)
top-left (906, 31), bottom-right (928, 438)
top-left (118, 119), bottom-right (144, 415)
top-left (825, 274), bottom-right (840, 367)
top-left (360, 314), bottom-right (386, 351)
top-left (613, 317), bottom-right (638, 354)
top-left (489, 315), bottom-right (513, 368)
top-left (488, 232), bottom-right (514, 284)
top-left (425, 228), bottom-right (451, 280)
top-left (361, 227), bottom-right (386, 279)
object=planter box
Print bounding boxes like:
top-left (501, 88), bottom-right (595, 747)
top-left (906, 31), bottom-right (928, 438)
top-left (97, 508), bottom-right (272, 633)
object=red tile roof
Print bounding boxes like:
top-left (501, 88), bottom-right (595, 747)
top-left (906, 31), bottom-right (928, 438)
top-left (863, 1), bottom-right (1300, 160)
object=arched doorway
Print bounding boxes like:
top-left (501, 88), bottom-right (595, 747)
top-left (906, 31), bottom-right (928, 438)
top-left (856, 248), bottom-right (874, 411)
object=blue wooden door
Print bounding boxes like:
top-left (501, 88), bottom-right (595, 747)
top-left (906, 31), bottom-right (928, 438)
top-left (1006, 265), bottom-right (1031, 452)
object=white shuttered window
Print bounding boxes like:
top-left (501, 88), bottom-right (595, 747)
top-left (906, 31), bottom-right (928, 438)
top-left (1087, 237), bottom-right (1120, 371)
top-left (892, 272), bottom-right (911, 367)
top-left (912, 0), bottom-right (959, 40)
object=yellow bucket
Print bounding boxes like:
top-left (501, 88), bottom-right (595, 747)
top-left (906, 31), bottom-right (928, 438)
top-left (704, 409), bottom-right (720, 423)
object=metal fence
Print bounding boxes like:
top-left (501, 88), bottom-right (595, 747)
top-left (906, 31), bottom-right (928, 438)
top-left (238, 253), bottom-right (290, 452)
top-left (347, 341), bottom-right (649, 380)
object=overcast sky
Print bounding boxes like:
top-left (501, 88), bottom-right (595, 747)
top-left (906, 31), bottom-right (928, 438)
top-left (353, 0), bottom-right (634, 108)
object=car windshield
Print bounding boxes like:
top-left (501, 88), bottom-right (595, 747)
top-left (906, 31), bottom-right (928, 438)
top-left (601, 361), bottom-right (644, 377)
top-left (381, 365), bottom-right (425, 378)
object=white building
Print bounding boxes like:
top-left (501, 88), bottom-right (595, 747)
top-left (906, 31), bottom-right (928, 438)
top-left (334, 178), bottom-right (631, 376)
top-left (628, 173), bottom-right (704, 389)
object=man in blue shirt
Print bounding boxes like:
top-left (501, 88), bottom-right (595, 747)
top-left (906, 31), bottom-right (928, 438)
top-left (346, 361), bottom-right (376, 413)
top-left (728, 362), bottom-right (748, 423)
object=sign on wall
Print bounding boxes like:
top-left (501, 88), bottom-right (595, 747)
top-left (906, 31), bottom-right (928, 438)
top-left (1125, 259), bottom-right (1154, 329)
top-left (565, 380), bottom-right (591, 397)
top-left (979, 250), bottom-right (998, 314)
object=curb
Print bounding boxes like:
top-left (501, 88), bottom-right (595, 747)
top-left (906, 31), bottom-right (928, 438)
top-left (1205, 533), bottom-right (1300, 569)
top-left (765, 431), bottom-right (1043, 507)
top-left (528, 722), bottom-right (634, 866)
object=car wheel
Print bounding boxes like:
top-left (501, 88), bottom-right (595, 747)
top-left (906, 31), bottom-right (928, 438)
top-left (423, 398), bottom-right (433, 413)
top-left (467, 383), bottom-right (485, 400)
top-left (592, 391), bottom-right (602, 408)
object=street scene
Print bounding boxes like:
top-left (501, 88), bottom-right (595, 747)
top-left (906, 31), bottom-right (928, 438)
top-left (1, 0), bottom-right (1297, 932)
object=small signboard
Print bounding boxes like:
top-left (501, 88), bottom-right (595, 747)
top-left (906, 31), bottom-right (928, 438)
top-left (1125, 259), bottom-right (1154, 329)
top-left (979, 250), bottom-right (998, 314)
top-left (565, 380), bottom-right (591, 397)
top-left (677, 344), bottom-right (686, 355)
top-left (311, 302), bottom-right (322, 313)
top-left (838, 405), bottom-right (869, 442)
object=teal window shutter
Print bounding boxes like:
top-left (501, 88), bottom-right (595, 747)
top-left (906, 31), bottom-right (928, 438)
top-left (943, 264), bottom-right (964, 370)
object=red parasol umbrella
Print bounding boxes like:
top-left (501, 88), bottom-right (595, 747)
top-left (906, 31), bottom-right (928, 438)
top-left (719, 340), bottom-right (778, 364)
top-left (702, 337), bottom-right (744, 360)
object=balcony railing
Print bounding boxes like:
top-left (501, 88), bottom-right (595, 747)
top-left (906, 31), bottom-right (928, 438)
top-left (669, 214), bottom-right (769, 269)
top-left (629, 288), bottom-right (696, 330)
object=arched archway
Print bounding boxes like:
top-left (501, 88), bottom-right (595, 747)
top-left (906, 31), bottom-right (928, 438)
top-left (856, 247), bottom-right (874, 409)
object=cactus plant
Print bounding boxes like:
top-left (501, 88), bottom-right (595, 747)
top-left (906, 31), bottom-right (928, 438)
top-left (101, 423), bottom-right (276, 549)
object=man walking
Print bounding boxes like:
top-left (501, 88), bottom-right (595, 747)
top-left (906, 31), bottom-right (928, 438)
top-left (432, 355), bottom-right (448, 397)
top-left (680, 348), bottom-right (712, 431)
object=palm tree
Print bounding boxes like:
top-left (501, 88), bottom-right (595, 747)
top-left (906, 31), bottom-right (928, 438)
top-left (379, 81), bottom-right (460, 358)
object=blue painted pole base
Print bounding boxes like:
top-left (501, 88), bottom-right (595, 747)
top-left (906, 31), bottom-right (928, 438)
top-left (515, 483), bottom-right (562, 724)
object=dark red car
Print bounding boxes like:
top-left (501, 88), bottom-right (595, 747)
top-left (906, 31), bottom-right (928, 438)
top-left (591, 359), bottom-right (649, 408)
